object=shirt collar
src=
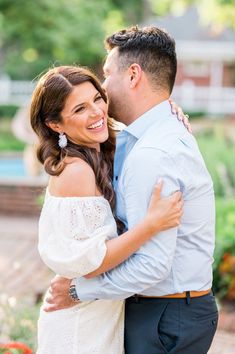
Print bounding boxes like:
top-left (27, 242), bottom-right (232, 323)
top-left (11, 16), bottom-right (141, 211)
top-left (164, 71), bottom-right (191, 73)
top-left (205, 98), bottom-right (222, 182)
top-left (124, 100), bottom-right (171, 139)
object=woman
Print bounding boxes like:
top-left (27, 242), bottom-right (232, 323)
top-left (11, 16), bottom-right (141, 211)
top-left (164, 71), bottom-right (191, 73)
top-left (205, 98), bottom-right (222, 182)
top-left (30, 66), bottom-right (183, 354)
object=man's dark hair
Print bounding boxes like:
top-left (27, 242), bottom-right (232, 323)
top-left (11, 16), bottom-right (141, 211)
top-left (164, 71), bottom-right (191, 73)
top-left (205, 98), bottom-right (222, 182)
top-left (105, 25), bottom-right (177, 93)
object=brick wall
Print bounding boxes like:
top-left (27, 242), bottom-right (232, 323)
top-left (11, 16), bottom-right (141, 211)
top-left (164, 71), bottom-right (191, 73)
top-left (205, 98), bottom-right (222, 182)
top-left (0, 179), bottom-right (46, 216)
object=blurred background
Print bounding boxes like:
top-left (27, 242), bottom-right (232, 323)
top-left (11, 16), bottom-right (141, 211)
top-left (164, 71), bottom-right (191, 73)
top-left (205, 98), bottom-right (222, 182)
top-left (0, 0), bottom-right (235, 352)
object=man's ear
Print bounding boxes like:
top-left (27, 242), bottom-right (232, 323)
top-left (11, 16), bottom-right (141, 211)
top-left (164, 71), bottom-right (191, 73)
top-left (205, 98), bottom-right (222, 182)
top-left (46, 121), bottom-right (61, 134)
top-left (128, 63), bottom-right (142, 88)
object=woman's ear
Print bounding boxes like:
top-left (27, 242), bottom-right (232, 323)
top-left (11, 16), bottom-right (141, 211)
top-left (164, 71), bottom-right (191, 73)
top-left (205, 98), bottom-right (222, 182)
top-left (128, 63), bottom-right (142, 88)
top-left (46, 121), bottom-right (61, 134)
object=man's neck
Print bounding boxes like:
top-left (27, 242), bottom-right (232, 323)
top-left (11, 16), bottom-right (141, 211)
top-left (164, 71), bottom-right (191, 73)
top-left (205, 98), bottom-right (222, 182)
top-left (124, 93), bottom-right (169, 126)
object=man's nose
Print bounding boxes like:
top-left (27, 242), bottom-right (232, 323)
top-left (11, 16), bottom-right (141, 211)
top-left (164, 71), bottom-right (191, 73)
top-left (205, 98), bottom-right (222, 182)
top-left (101, 79), bottom-right (107, 91)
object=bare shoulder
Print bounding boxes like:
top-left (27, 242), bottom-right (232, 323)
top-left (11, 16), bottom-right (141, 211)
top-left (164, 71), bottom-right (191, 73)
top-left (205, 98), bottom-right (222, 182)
top-left (50, 158), bottom-right (97, 197)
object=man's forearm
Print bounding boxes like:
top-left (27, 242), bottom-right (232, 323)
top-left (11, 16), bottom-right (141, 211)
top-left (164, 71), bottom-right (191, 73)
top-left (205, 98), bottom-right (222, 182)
top-left (76, 231), bottom-right (177, 301)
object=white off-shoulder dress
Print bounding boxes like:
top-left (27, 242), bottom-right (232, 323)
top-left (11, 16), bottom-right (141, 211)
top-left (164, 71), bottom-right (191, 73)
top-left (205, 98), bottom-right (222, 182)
top-left (36, 189), bottom-right (124, 354)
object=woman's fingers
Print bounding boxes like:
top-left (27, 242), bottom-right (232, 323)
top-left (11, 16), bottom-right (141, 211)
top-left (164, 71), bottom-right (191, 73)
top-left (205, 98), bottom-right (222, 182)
top-left (171, 190), bottom-right (182, 202)
top-left (177, 200), bottom-right (184, 213)
top-left (169, 99), bottom-right (177, 114)
top-left (182, 114), bottom-right (193, 133)
top-left (169, 99), bottom-right (193, 133)
top-left (152, 179), bottom-right (163, 201)
top-left (169, 99), bottom-right (184, 120)
top-left (178, 199), bottom-right (184, 209)
top-left (176, 107), bottom-right (184, 121)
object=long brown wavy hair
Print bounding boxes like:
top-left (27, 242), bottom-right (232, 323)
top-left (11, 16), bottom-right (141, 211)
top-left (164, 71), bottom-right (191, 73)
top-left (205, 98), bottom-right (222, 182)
top-left (30, 66), bottom-right (117, 210)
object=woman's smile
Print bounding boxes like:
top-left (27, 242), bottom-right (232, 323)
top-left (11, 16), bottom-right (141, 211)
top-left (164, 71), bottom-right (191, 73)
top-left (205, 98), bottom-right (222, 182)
top-left (87, 118), bottom-right (105, 131)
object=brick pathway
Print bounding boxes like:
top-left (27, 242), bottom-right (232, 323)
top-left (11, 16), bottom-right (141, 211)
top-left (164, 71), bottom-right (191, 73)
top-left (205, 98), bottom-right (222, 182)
top-left (209, 330), bottom-right (235, 354)
top-left (209, 306), bottom-right (235, 354)
top-left (0, 214), bottom-right (52, 298)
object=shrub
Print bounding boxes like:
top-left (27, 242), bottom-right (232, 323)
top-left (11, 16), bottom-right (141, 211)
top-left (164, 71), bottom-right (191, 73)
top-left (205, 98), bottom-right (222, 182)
top-left (0, 296), bottom-right (40, 352)
top-left (0, 105), bottom-right (19, 119)
top-left (186, 111), bottom-right (207, 119)
top-left (197, 127), bottom-right (235, 198)
top-left (0, 119), bottom-right (25, 151)
top-left (0, 342), bottom-right (33, 353)
top-left (195, 123), bottom-right (235, 302)
top-left (213, 198), bottom-right (235, 301)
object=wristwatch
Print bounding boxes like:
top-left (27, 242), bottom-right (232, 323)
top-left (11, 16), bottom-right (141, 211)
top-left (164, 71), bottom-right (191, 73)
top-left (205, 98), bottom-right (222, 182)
top-left (68, 279), bottom-right (80, 302)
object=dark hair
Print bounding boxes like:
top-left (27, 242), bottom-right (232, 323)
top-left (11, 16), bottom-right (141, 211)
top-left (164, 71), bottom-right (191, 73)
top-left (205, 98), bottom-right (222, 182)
top-left (105, 25), bottom-right (177, 93)
top-left (30, 66), bottom-right (117, 209)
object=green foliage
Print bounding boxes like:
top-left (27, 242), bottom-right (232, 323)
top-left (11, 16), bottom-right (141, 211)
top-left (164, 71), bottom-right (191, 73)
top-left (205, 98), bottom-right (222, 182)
top-left (214, 198), bottom-right (235, 266)
top-left (0, 119), bottom-right (25, 151)
top-left (213, 198), bottom-right (235, 300)
top-left (0, 341), bottom-right (33, 354)
top-left (36, 193), bottom-right (45, 208)
top-left (111, 0), bottom-right (147, 24)
top-left (197, 125), bottom-right (235, 198)
top-left (150, 0), bottom-right (235, 28)
top-left (0, 0), bottom-right (233, 79)
top-left (195, 123), bottom-right (235, 301)
top-left (186, 111), bottom-right (207, 119)
top-left (0, 0), bottom-right (125, 80)
top-left (0, 297), bottom-right (40, 352)
top-left (0, 105), bottom-right (19, 119)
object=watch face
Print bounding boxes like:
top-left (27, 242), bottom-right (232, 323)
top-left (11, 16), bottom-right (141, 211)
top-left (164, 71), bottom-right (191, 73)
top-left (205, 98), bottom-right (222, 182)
top-left (69, 285), bottom-right (79, 301)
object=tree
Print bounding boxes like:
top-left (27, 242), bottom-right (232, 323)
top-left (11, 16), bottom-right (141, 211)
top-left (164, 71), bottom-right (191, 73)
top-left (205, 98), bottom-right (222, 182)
top-left (0, 0), bottom-right (125, 79)
top-left (150, 0), bottom-right (235, 29)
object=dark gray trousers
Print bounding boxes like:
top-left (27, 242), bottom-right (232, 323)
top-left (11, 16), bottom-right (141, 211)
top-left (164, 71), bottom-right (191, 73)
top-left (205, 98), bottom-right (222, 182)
top-left (124, 292), bottom-right (218, 354)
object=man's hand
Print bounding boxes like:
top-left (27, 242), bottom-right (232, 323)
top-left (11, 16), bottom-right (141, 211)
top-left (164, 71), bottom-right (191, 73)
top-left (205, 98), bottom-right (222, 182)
top-left (43, 275), bottom-right (80, 312)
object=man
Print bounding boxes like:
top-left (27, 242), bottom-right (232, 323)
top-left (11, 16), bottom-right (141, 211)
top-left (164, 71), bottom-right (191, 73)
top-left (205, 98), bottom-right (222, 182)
top-left (45, 26), bottom-right (218, 353)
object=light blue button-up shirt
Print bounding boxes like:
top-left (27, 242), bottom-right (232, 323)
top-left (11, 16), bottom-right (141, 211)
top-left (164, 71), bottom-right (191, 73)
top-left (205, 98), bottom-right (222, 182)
top-left (75, 100), bottom-right (215, 300)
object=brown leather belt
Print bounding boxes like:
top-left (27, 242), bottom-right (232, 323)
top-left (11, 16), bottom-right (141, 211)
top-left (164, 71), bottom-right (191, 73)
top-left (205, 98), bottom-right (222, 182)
top-left (136, 289), bottom-right (211, 299)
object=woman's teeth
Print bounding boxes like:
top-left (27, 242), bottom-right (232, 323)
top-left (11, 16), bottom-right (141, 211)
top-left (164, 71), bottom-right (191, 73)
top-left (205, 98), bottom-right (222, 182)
top-left (88, 119), bottom-right (104, 129)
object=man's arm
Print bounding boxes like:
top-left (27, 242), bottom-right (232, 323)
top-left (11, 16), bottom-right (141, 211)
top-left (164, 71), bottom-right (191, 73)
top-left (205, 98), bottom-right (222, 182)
top-left (75, 148), bottom-right (182, 300)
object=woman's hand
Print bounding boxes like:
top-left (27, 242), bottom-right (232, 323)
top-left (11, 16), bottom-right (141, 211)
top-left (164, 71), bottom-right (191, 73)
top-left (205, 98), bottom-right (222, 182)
top-left (169, 99), bottom-right (192, 133)
top-left (145, 180), bottom-right (183, 234)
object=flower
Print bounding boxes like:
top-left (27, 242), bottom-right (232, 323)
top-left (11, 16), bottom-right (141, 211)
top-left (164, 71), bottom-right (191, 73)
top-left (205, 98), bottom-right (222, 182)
top-left (0, 342), bottom-right (33, 354)
top-left (218, 252), bottom-right (235, 301)
top-left (219, 253), bottom-right (235, 274)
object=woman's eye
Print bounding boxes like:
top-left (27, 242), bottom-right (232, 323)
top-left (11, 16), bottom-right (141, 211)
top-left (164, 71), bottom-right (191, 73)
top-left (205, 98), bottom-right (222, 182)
top-left (95, 95), bottom-right (102, 102)
top-left (75, 107), bottom-right (85, 113)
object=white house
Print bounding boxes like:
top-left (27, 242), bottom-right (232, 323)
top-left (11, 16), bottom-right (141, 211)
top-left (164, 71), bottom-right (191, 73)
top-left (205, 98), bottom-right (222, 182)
top-left (145, 6), bottom-right (235, 116)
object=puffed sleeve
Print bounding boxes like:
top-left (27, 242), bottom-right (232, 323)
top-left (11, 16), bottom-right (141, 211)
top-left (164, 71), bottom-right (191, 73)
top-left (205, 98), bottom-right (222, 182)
top-left (38, 196), bottom-right (115, 278)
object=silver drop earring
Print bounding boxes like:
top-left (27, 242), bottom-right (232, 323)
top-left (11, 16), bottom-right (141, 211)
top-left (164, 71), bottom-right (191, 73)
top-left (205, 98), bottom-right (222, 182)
top-left (58, 132), bottom-right (67, 148)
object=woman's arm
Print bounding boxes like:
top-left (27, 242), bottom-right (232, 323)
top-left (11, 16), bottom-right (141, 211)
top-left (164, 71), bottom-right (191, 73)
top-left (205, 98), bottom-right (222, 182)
top-left (85, 180), bottom-right (182, 278)
top-left (50, 159), bottom-right (182, 279)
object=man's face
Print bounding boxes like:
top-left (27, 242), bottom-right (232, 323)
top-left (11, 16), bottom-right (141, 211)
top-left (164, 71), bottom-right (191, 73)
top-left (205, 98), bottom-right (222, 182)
top-left (102, 47), bottom-right (129, 123)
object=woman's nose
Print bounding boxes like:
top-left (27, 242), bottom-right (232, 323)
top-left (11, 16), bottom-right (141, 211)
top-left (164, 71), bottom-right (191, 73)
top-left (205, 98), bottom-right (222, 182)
top-left (90, 106), bottom-right (102, 118)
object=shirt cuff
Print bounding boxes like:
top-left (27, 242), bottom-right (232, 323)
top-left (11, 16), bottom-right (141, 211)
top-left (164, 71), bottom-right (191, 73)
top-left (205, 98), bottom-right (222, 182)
top-left (75, 276), bottom-right (103, 301)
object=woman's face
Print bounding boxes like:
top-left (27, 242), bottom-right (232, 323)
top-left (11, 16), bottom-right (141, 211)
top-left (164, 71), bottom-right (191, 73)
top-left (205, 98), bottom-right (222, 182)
top-left (59, 81), bottom-right (109, 151)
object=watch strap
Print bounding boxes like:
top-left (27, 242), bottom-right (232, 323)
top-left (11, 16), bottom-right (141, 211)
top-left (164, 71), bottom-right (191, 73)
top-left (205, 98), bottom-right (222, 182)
top-left (68, 281), bottom-right (80, 302)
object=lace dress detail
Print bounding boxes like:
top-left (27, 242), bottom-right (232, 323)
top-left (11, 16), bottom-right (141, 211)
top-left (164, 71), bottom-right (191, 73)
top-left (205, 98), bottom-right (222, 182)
top-left (37, 190), bottom-right (124, 354)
